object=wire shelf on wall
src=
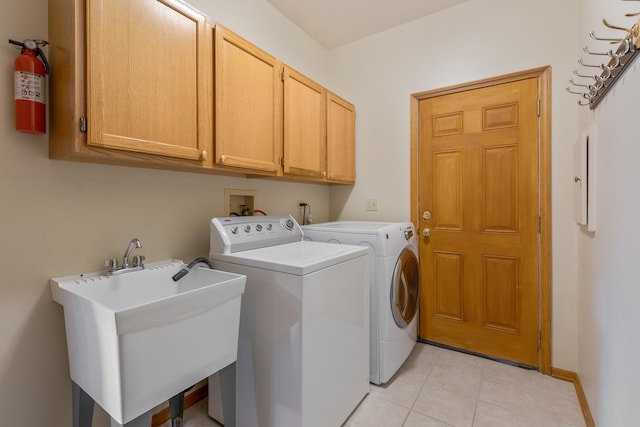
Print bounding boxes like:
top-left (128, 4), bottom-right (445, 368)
top-left (566, 2), bottom-right (640, 110)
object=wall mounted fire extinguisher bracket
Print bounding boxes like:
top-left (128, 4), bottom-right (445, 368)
top-left (9, 39), bottom-right (49, 134)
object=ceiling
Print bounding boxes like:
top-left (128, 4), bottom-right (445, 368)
top-left (266, 0), bottom-right (469, 49)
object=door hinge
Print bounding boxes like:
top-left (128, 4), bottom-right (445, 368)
top-left (79, 116), bottom-right (87, 133)
top-left (280, 157), bottom-right (285, 166)
top-left (537, 99), bottom-right (541, 117)
top-left (537, 215), bottom-right (541, 233)
top-left (280, 70), bottom-right (285, 81)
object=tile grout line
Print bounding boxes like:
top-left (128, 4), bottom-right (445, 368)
top-left (400, 358), bottom-right (435, 426)
top-left (470, 370), bottom-right (487, 427)
top-left (402, 345), bottom-right (465, 427)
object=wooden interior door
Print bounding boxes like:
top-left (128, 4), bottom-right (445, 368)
top-left (418, 77), bottom-right (540, 367)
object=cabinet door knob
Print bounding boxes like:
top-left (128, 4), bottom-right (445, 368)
top-left (201, 150), bottom-right (208, 160)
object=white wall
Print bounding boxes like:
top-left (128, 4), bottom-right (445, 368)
top-left (188, 0), bottom-right (329, 82)
top-left (328, 0), bottom-right (581, 369)
top-left (0, 0), bottom-right (330, 425)
top-left (577, 1), bottom-right (640, 424)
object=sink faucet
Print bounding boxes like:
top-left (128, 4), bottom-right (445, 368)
top-left (122, 238), bottom-right (142, 269)
top-left (105, 238), bottom-right (145, 275)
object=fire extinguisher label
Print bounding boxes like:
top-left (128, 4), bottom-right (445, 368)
top-left (14, 71), bottom-right (45, 104)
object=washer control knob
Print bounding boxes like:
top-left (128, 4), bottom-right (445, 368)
top-left (283, 219), bottom-right (295, 230)
top-left (256, 224), bottom-right (263, 232)
top-left (244, 225), bottom-right (252, 233)
top-left (230, 226), bottom-right (239, 235)
top-left (266, 223), bottom-right (273, 231)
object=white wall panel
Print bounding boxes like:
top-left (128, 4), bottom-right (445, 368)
top-left (577, 2), bottom-right (640, 423)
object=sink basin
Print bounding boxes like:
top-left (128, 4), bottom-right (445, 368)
top-left (50, 259), bottom-right (246, 424)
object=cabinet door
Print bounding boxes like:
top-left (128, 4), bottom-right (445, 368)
top-left (87, 0), bottom-right (211, 162)
top-left (283, 66), bottom-right (326, 178)
top-left (215, 25), bottom-right (282, 173)
top-left (326, 92), bottom-right (356, 183)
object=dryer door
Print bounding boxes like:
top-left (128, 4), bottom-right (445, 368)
top-left (390, 247), bottom-right (420, 328)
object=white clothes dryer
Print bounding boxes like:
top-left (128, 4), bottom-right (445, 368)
top-left (208, 215), bottom-right (369, 427)
top-left (302, 221), bottom-right (419, 385)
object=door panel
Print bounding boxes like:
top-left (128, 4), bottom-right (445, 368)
top-left (433, 151), bottom-right (463, 230)
top-left (433, 251), bottom-right (464, 321)
top-left (483, 103), bottom-right (519, 130)
top-left (418, 78), bottom-right (539, 367)
top-left (483, 145), bottom-right (519, 232)
top-left (433, 112), bottom-right (463, 136)
top-left (483, 255), bottom-right (520, 332)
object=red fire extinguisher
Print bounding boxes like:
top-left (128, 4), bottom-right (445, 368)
top-left (9, 39), bottom-right (49, 134)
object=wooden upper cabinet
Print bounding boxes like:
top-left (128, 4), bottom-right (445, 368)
top-left (283, 66), bottom-right (326, 178)
top-left (214, 25), bottom-right (282, 173)
top-left (86, 0), bottom-right (212, 162)
top-left (326, 92), bottom-right (356, 183)
top-left (48, 0), bottom-right (356, 183)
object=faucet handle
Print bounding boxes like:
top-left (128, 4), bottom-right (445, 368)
top-left (133, 255), bottom-right (145, 268)
top-left (104, 258), bottom-right (118, 272)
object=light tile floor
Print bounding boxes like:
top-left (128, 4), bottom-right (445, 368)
top-left (162, 343), bottom-right (586, 427)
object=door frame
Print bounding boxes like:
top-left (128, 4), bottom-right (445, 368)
top-left (409, 66), bottom-right (552, 374)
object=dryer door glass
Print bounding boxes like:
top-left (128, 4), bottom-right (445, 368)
top-left (390, 248), bottom-right (420, 328)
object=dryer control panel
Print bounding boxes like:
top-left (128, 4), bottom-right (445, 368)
top-left (210, 215), bottom-right (303, 255)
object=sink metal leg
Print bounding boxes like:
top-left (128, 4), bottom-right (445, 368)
top-left (169, 390), bottom-right (186, 427)
top-left (219, 362), bottom-right (236, 427)
top-left (72, 381), bottom-right (94, 427)
top-left (110, 410), bottom-right (151, 427)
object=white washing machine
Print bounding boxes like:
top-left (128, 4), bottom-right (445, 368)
top-left (302, 221), bottom-right (419, 385)
top-left (208, 215), bottom-right (369, 427)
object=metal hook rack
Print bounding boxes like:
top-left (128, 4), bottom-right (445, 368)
top-left (567, 2), bottom-right (640, 109)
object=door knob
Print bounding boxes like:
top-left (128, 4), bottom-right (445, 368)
top-left (422, 228), bottom-right (431, 237)
top-left (423, 211), bottom-right (432, 220)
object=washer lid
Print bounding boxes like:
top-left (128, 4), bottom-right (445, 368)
top-left (211, 241), bottom-right (368, 276)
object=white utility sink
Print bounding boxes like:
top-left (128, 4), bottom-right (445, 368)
top-left (50, 259), bottom-right (246, 425)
